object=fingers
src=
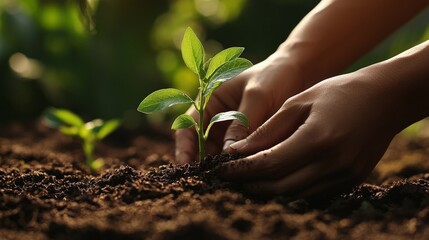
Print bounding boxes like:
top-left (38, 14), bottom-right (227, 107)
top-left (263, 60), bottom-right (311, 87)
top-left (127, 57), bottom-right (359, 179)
top-left (175, 128), bottom-right (197, 164)
top-left (220, 123), bottom-right (316, 181)
top-left (222, 89), bottom-right (269, 151)
top-left (228, 100), bottom-right (311, 155)
top-left (245, 175), bottom-right (358, 198)
top-left (242, 160), bottom-right (353, 196)
top-left (243, 162), bottom-right (326, 195)
top-left (227, 144), bottom-right (369, 197)
top-left (175, 108), bottom-right (199, 164)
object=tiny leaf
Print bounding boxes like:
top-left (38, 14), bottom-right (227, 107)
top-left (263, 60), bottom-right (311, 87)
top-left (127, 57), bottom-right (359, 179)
top-left (43, 108), bottom-right (84, 128)
top-left (138, 88), bottom-right (194, 113)
top-left (204, 58), bottom-right (252, 98)
top-left (205, 111), bottom-right (248, 138)
top-left (171, 114), bottom-right (197, 130)
top-left (181, 27), bottom-right (205, 79)
top-left (206, 47), bottom-right (244, 80)
top-left (95, 119), bottom-right (120, 140)
top-left (209, 111), bottom-right (249, 127)
top-left (83, 119), bottom-right (104, 139)
top-left (59, 126), bottom-right (80, 136)
top-left (90, 158), bottom-right (104, 171)
top-left (79, 125), bottom-right (92, 139)
top-left (208, 58), bottom-right (252, 84)
top-left (85, 119), bottom-right (104, 130)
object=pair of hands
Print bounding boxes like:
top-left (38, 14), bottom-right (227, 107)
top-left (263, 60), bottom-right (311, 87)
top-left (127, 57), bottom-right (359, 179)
top-left (175, 53), bottom-right (397, 197)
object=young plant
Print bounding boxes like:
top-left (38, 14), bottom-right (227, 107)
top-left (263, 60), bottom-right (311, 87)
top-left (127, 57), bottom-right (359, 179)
top-left (138, 27), bottom-right (253, 162)
top-left (42, 108), bottom-right (120, 171)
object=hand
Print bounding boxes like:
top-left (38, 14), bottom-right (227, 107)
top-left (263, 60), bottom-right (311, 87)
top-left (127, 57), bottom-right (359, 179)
top-left (222, 72), bottom-right (400, 197)
top-left (175, 53), bottom-right (306, 164)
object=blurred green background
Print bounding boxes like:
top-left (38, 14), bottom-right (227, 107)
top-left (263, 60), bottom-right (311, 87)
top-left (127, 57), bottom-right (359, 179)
top-left (1, 0), bottom-right (428, 130)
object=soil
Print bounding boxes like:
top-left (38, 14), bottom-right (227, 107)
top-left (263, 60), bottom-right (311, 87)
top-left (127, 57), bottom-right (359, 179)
top-left (1, 122), bottom-right (429, 240)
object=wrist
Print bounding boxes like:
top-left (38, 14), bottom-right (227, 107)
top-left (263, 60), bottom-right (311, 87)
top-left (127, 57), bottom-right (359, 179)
top-left (275, 41), bottom-right (348, 89)
top-left (265, 49), bottom-right (316, 92)
top-left (356, 41), bottom-right (429, 132)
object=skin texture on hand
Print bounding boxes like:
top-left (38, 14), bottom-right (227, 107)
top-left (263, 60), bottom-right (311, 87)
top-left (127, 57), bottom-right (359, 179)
top-left (174, 0), bottom-right (429, 198)
top-left (222, 74), bottom-right (396, 197)
top-left (277, 0), bottom-right (429, 87)
top-left (175, 0), bottom-right (429, 164)
top-left (222, 40), bottom-right (429, 197)
top-left (175, 55), bottom-right (305, 163)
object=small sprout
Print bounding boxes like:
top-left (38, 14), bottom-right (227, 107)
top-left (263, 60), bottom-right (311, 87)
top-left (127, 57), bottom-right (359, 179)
top-left (138, 27), bottom-right (253, 162)
top-left (43, 108), bottom-right (120, 171)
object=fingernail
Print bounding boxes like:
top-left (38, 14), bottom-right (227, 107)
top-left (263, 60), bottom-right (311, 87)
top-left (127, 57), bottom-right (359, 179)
top-left (229, 139), bottom-right (246, 151)
top-left (222, 140), bottom-right (236, 152)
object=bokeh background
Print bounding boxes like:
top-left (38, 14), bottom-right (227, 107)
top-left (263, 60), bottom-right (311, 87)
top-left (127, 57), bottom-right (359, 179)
top-left (1, 0), bottom-right (429, 131)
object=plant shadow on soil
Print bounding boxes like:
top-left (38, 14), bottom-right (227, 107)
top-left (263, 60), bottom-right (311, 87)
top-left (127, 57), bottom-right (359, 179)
top-left (1, 122), bottom-right (429, 239)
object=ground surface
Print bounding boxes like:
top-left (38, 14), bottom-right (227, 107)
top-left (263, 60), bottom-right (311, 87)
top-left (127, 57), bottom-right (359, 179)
top-left (1, 122), bottom-right (429, 240)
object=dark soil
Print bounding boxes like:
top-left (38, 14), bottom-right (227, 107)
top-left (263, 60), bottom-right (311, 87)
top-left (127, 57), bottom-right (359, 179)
top-left (1, 122), bottom-right (429, 239)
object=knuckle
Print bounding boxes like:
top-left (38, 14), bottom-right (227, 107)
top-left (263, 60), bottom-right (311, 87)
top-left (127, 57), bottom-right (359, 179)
top-left (281, 95), bottom-right (301, 109)
top-left (278, 101), bottom-right (294, 115)
top-left (225, 124), bottom-right (249, 140)
top-left (244, 86), bottom-right (268, 101)
top-left (279, 98), bottom-right (311, 122)
top-left (282, 92), bottom-right (307, 107)
top-left (249, 125), bottom-right (269, 142)
top-left (312, 128), bottom-right (342, 150)
top-left (229, 121), bottom-right (249, 130)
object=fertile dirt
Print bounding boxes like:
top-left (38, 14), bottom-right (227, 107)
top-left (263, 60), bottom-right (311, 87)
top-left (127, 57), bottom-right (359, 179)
top-left (1, 122), bottom-right (429, 240)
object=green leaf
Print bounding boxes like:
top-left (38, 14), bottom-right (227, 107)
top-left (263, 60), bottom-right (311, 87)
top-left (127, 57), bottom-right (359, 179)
top-left (59, 126), bottom-right (80, 136)
top-left (85, 119), bottom-right (104, 130)
top-left (43, 108), bottom-right (84, 128)
top-left (95, 119), bottom-right (120, 140)
top-left (206, 47), bottom-right (244, 80)
top-left (79, 126), bottom-right (91, 139)
top-left (205, 111), bottom-right (249, 139)
top-left (204, 58), bottom-right (212, 69)
top-left (181, 27), bottom-right (205, 79)
top-left (137, 88), bottom-right (194, 113)
top-left (75, 119), bottom-right (102, 140)
top-left (208, 58), bottom-right (252, 84)
top-left (89, 158), bottom-right (104, 171)
top-left (204, 58), bottom-right (252, 98)
top-left (209, 111), bottom-right (249, 128)
top-left (171, 114), bottom-right (197, 130)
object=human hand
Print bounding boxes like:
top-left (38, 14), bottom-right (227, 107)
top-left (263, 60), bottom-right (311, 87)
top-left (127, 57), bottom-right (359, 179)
top-left (175, 53), bottom-right (306, 164)
top-left (222, 72), bottom-right (400, 197)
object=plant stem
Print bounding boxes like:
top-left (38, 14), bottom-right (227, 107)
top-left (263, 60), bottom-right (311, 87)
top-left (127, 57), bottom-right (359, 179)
top-left (83, 138), bottom-right (94, 167)
top-left (198, 88), bottom-right (205, 162)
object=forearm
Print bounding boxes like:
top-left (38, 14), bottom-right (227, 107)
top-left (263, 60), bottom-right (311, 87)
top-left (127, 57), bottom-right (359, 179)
top-left (276, 0), bottom-right (429, 88)
top-left (358, 40), bottom-right (429, 132)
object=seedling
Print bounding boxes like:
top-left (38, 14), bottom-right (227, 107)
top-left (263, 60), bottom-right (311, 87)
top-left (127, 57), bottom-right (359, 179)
top-left (138, 27), bottom-right (253, 162)
top-left (43, 108), bottom-right (120, 171)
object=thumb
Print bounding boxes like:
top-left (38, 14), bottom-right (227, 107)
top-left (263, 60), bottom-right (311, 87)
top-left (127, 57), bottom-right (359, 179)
top-left (222, 90), bottom-right (269, 151)
top-left (175, 108), bottom-right (199, 164)
top-left (228, 101), bottom-right (310, 155)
